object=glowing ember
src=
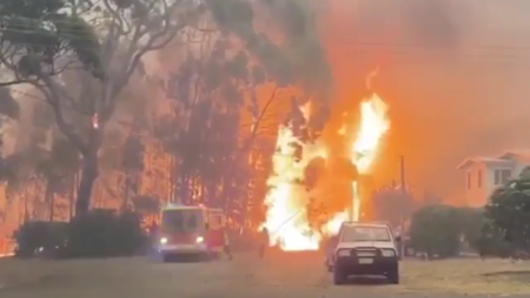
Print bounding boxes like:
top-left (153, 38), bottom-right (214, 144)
top-left (262, 71), bottom-right (390, 251)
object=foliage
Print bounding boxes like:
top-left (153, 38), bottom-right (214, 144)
top-left (409, 204), bottom-right (463, 258)
top-left (37, 137), bottom-right (81, 194)
top-left (0, 0), bottom-right (104, 85)
top-left (65, 209), bottom-right (146, 258)
top-left (484, 167), bottom-right (530, 252)
top-left (158, 0), bottom-right (332, 221)
top-left (13, 221), bottom-right (69, 258)
top-left (121, 134), bottom-right (145, 174)
top-left (455, 207), bottom-right (484, 245)
top-left (471, 219), bottom-right (514, 258)
top-left (0, 0), bottom-right (332, 226)
top-left (14, 210), bottom-right (147, 258)
top-left (1, 0), bottom-right (201, 215)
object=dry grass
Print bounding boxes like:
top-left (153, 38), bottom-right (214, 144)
top-left (398, 259), bottom-right (530, 295)
top-left (1, 256), bottom-right (530, 296)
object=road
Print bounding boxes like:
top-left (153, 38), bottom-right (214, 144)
top-left (1, 252), bottom-right (530, 298)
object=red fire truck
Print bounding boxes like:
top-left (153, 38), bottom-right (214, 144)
top-left (157, 203), bottom-right (225, 261)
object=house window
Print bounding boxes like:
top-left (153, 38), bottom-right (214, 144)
top-left (494, 169), bottom-right (512, 185)
top-left (467, 171), bottom-right (472, 189)
top-left (501, 169), bottom-right (512, 184)
top-left (477, 170), bottom-right (482, 188)
top-left (494, 170), bottom-right (500, 185)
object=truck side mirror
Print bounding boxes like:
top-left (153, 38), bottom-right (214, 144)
top-left (395, 235), bottom-right (402, 242)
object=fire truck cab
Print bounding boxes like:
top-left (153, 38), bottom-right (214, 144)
top-left (157, 203), bottom-right (225, 261)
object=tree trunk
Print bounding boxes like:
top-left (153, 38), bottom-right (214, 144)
top-left (169, 156), bottom-right (175, 202)
top-left (69, 173), bottom-right (78, 220)
top-left (122, 174), bottom-right (130, 211)
top-left (75, 154), bottom-right (98, 216)
top-left (182, 175), bottom-right (190, 204)
top-left (45, 183), bottom-right (54, 221)
top-left (49, 194), bottom-right (55, 222)
top-left (24, 185), bottom-right (29, 222)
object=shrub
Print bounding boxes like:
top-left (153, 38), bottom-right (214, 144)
top-left (64, 209), bottom-right (147, 258)
top-left (471, 220), bottom-right (514, 258)
top-left (13, 221), bottom-right (69, 258)
top-left (409, 204), bottom-right (462, 258)
top-left (14, 209), bottom-right (148, 259)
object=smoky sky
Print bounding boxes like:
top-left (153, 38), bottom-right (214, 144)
top-left (319, 0), bottom-right (530, 202)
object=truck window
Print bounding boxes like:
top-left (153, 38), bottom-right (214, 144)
top-left (341, 226), bottom-right (391, 242)
top-left (161, 209), bottom-right (203, 232)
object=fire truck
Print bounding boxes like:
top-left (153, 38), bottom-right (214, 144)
top-left (157, 203), bottom-right (225, 261)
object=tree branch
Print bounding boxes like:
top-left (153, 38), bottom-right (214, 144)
top-left (100, 0), bottom-right (197, 125)
top-left (34, 76), bottom-right (89, 155)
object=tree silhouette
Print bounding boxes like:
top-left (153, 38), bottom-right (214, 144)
top-left (1, 0), bottom-right (332, 225)
top-left (485, 167), bottom-right (530, 252)
top-left (119, 133), bottom-right (145, 209)
top-left (0, 0), bottom-right (198, 215)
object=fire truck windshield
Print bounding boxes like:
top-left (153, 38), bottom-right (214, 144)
top-left (161, 209), bottom-right (203, 232)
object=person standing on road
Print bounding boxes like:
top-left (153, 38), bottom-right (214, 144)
top-left (258, 227), bottom-right (270, 258)
top-left (324, 234), bottom-right (339, 271)
top-left (223, 229), bottom-right (233, 260)
top-left (148, 220), bottom-right (159, 258)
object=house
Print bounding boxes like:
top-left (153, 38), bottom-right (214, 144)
top-left (457, 150), bottom-right (530, 207)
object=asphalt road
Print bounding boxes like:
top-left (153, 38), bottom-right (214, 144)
top-left (1, 252), bottom-right (530, 298)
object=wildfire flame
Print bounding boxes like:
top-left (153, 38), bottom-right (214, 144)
top-left (262, 71), bottom-right (390, 251)
top-left (350, 93), bottom-right (390, 221)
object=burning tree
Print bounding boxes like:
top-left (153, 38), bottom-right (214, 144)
top-left (152, 0), bottom-right (332, 227)
top-left (0, 0), bottom-right (331, 227)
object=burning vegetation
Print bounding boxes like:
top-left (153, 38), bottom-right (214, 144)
top-left (262, 70), bottom-right (390, 251)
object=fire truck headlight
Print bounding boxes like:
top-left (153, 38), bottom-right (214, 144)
top-left (196, 236), bottom-right (204, 243)
top-left (160, 237), bottom-right (168, 244)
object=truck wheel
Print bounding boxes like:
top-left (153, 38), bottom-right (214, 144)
top-left (386, 266), bottom-right (399, 284)
top-left (333, 268), bottom-right (347, 285)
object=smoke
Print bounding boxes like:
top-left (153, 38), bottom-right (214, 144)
top-left (399, 0), bottom-right (464, 48)
top-left (318, 0), bottom-right (530, 202)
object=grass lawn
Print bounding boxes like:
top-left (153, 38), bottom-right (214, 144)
top-left (400, 258), bottom-right (530, 295)
top-left (2, 256), bottom-right (530, 296)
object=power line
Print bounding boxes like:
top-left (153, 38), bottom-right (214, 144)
top-left (5, 15), bottom-right (530, 52)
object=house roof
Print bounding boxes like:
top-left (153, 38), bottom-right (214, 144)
top-left (498, 150), bottom-right (530, 161)
top-left (456, 157), bottom-right (512, 170)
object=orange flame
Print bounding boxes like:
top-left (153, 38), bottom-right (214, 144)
top-left (350, 93), bottom-right (390, 221)
top-left (262, 71), bottom-right (390, 250)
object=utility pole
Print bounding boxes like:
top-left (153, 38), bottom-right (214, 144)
top-left (399, 155), bottom-right (406, 194)
top-left (398, 155), bottom-right (406, 259)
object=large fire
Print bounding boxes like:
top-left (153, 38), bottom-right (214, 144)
top-left (262, 71), bottom-right (390, 251)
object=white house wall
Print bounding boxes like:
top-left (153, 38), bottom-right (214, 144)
top-left (484, 163), bottom-right (513, 204)
top-left (465, 162), bottom-right (489, 207)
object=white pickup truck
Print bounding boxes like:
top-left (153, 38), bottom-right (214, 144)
top-left (326, 221), bottom-right (401, 285)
